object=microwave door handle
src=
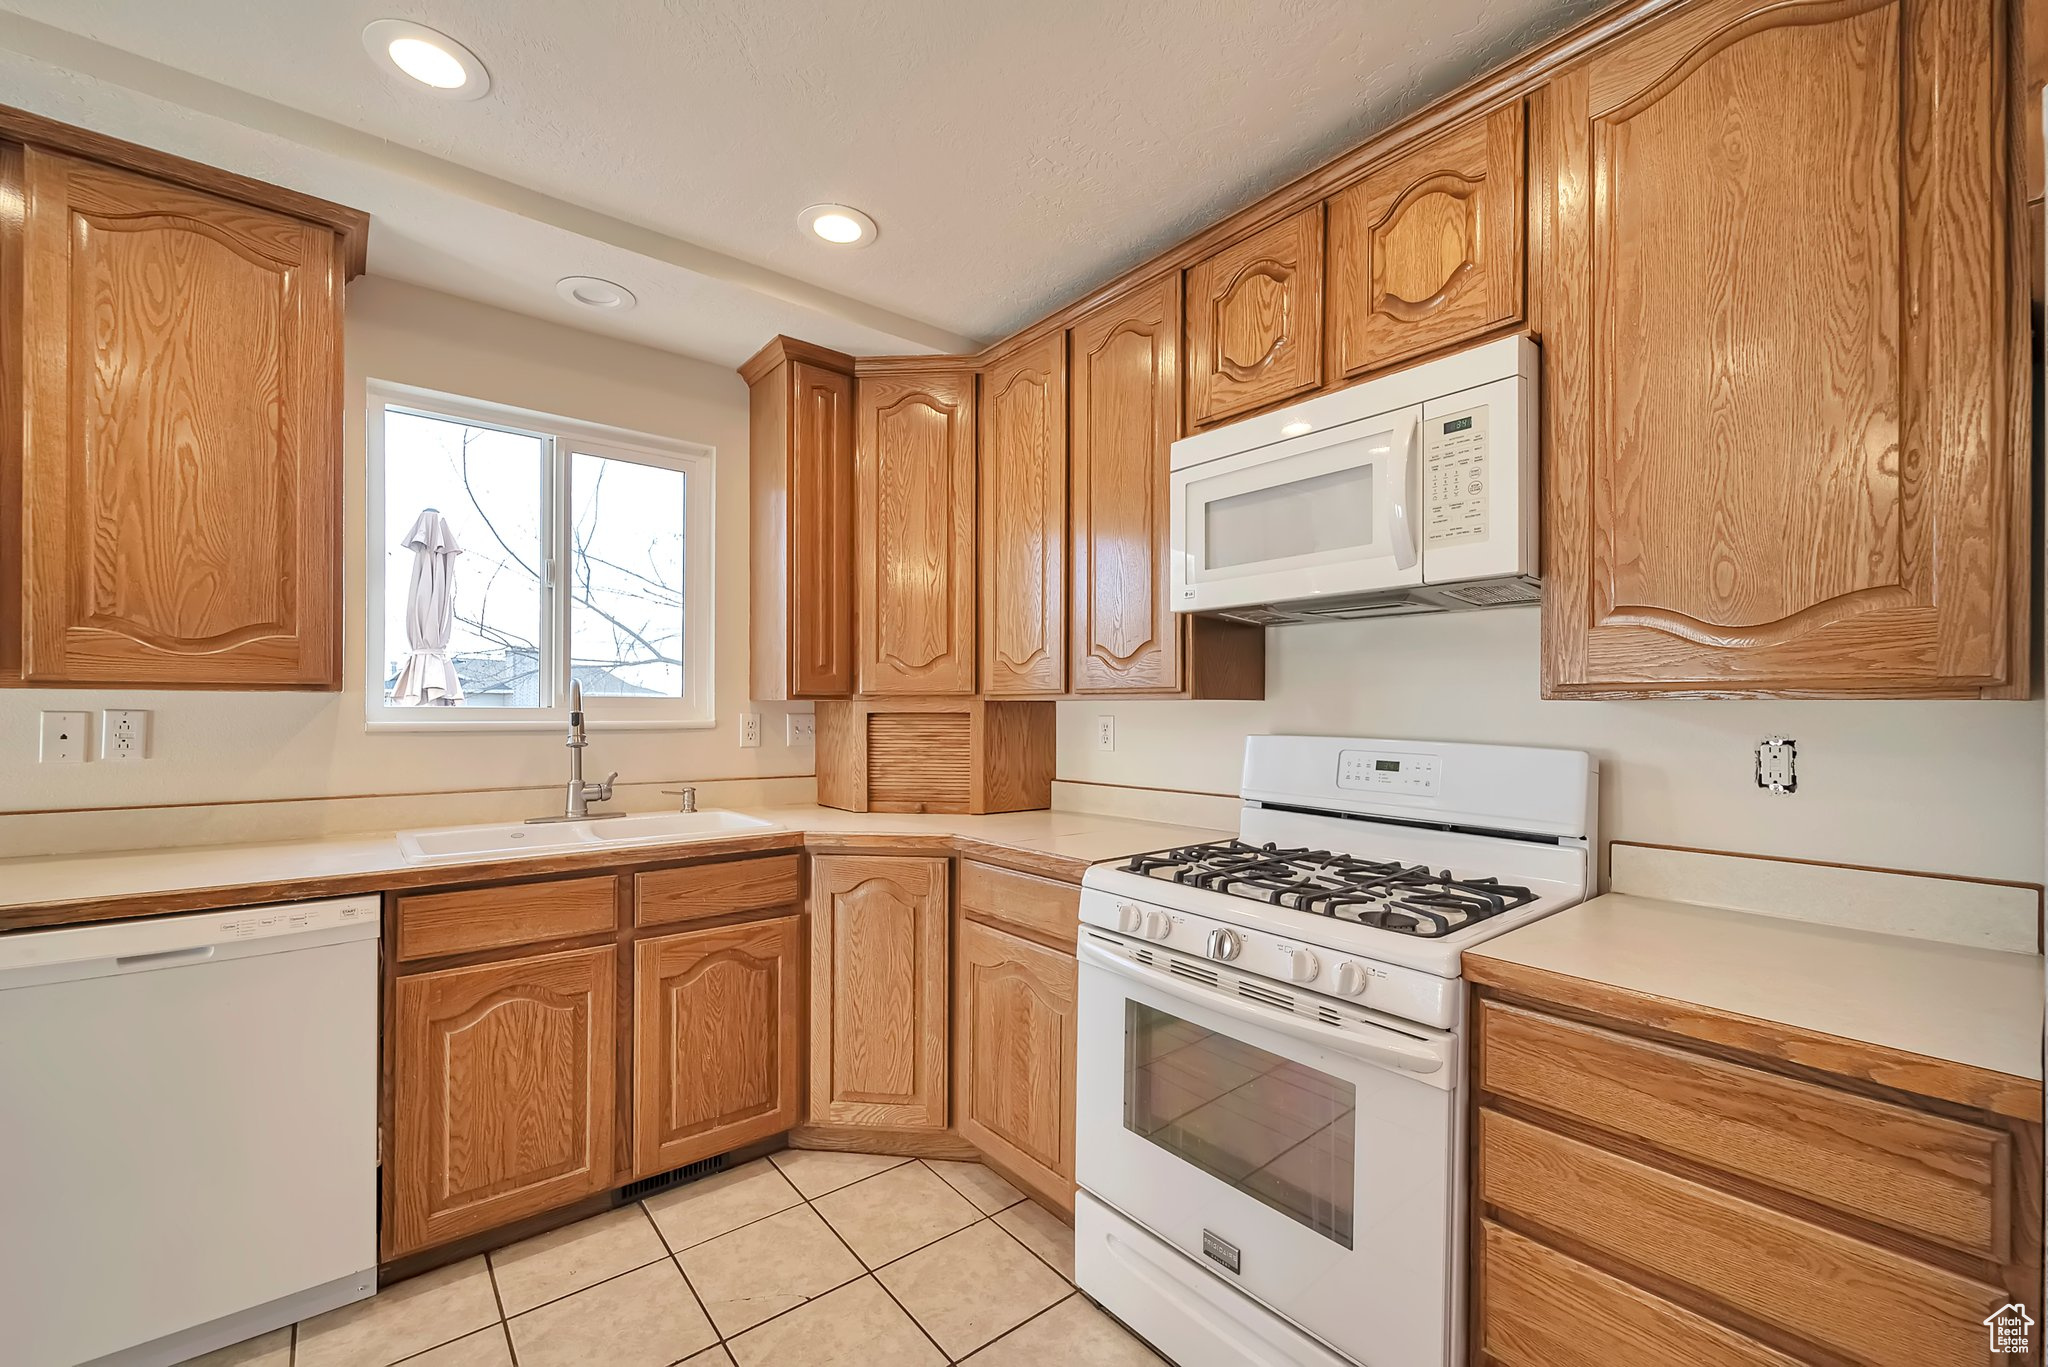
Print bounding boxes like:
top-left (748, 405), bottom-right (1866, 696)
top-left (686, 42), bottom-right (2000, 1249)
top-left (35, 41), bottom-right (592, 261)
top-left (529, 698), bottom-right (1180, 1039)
top-left (1076, 936), bottom-right (1448, 1077)
top-left (1388, 413), bottom-right (1421, 572)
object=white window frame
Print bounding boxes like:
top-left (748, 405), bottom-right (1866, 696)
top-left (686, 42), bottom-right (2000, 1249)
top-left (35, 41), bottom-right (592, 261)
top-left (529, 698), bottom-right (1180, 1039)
top-left (365, 379), bottom-right (715, 731)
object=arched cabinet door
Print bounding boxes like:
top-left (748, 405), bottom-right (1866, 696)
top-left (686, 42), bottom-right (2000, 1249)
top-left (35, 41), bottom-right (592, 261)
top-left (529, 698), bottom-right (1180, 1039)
top-left (955, 919), bottom-right (1077, 1212)
top-left (1537, 0), bottom-right (2023, 697)
top-left (387, 946), bottom-right (617, 1258)
top-left (19, 149), bottom-right (344, 686)
top-left (1185, 206), bottom-right (1324, 427)
top-left (979, 333), bottom-right (1068, 696)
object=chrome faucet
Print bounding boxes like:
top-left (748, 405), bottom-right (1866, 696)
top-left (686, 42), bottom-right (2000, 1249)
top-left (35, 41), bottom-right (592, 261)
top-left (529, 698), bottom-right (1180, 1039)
top-left (528, 682), bottom-right (619, 823)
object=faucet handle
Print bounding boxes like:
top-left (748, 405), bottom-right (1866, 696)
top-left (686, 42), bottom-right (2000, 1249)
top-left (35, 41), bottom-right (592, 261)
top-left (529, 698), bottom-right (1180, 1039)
top-left (595, 771), bottom-right (618, 800)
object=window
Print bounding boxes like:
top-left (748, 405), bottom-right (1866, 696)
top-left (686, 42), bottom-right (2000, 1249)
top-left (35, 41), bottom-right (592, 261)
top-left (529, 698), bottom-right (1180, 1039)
top-left (366, 381), bottom-right (713, 729)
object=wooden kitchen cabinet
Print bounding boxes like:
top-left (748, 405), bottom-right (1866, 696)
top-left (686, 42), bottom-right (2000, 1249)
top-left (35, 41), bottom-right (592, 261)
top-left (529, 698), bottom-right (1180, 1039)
top-left (1184, 206), bottom-right (1324, 426)
top-left (856, 365), bottom-right (978, 696)
top-left (978, 332), bottom-right (1067, 695)
top-left (11, 145), bottom-right (358, 687)
top-left (954, 918), bottom-right (1078, 1214)
top-left (1537, 0), bottom-right (2028, 697)
top-left (633, 915), bottom-right (803, 1177)
top-left (807, 854), bottom-right (949, 1128)
top-left (1326, 102), bottom-right (1524, 379)
top-left (741, 337), bottom-right (857, 700)
top-left (387, 945), bottom-right (617, 1258)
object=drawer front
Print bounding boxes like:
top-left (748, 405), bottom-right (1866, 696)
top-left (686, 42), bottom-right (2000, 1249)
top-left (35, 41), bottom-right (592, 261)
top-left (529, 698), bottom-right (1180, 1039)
top-left (1478, 999), bottom-right (2007, 1259)
top-left (1479, 1110), bottom-right (2008, 1367)
top-left (397, 876), bottom-right (618, 961)
top-left (635, 855), bottom-right (803, 928)
top-left (958, 860), bottom-right (1080, 948)
top-left (1478, 1220), bottom-right (1799, 1367)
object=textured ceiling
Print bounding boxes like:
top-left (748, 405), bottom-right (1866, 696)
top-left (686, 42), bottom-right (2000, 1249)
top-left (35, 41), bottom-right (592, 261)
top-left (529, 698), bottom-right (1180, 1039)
top-left (0, 0), bottom-right (1607, 364)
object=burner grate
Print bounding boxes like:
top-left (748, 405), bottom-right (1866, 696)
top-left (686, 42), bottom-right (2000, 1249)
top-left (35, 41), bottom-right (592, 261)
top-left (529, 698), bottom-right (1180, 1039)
top-left (1122, 839), bottom-right (1538, 938)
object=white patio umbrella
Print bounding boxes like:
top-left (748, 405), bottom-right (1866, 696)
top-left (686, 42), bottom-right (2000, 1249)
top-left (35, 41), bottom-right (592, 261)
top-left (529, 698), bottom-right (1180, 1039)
top-left (390, 508), bottom-right (465, 706)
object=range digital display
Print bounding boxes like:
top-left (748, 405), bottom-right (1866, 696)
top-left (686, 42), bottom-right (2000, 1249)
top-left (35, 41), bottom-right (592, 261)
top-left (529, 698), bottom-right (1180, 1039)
top-left (1375, 759), bottom-right (1402, 772)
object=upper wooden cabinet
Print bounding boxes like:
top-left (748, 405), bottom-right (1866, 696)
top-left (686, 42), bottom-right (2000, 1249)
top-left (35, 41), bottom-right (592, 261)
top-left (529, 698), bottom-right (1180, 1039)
top-left (1537, 0), bottom-right (2026, 697)
top-left (1327, 102), bottom-right (1525, 380)
top-left (856, 367), bottom-right (977, 696)
top-left (978, 333), bottom-right (1068, 695)
top-left (807, 854), bottom-right (949, 1128)
top-left (742, 338), bottom-right (857, 700)
top-left (1184, 207), bottom-right (1324, 426)
top-left (12, 146), bottom-right (356, 687)
top-left (1069, 275), bottom-right (1182, 693)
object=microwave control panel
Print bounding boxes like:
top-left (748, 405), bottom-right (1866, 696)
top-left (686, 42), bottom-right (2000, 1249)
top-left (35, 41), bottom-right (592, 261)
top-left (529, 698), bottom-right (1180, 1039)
top-left (1423, 405), bottom-right (1490, 549)
top-left (1337, 749), bottom-right (1441, 796)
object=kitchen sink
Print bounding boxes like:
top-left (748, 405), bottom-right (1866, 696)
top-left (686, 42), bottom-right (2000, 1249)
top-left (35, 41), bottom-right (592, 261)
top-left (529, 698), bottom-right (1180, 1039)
top-left (396, 810), bottom-right (781, 865)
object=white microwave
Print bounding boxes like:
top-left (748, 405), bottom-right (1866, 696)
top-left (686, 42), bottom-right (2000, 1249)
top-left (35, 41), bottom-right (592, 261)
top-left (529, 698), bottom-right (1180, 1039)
top-left (1169, 334), bottom-right (1539, 623)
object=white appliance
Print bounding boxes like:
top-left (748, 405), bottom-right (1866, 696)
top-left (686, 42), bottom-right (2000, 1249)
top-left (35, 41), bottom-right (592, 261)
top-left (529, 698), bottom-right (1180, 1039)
top-left (1074, 735), bottom-right (1596, 1367)
top-left (1169, 335), bottom-right (1539, 623)
top-left (0, 897), bottom-right (381, 1367)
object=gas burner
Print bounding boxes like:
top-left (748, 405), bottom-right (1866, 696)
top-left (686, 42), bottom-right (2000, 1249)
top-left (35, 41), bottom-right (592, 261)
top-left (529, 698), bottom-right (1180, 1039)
top-left (1122, 839), bottom-right (1538, 938)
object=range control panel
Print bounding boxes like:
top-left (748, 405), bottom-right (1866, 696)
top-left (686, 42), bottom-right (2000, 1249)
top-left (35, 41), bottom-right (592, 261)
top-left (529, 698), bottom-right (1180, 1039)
top-left (1337, 749), bottom-right (1441, 797)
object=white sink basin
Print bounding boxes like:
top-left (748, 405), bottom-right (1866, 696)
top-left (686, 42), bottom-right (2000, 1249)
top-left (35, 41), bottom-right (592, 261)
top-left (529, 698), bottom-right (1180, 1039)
top-left (396, 810), bottom-right (781, 865)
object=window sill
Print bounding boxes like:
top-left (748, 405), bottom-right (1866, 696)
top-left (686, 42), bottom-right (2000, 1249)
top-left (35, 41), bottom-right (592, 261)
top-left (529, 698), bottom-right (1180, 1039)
top-left (364, 713), bottom-right (717, 734)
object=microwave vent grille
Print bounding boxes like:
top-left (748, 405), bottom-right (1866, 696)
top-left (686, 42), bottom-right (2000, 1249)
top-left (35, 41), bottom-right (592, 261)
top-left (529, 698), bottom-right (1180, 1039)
top-left (1437, 579), bottom-right (1542, 608)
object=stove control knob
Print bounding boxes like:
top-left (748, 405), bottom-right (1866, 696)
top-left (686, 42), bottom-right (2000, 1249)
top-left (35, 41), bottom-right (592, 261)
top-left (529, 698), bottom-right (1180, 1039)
top-left (1286, 949), bottom-right (1321, 984)
top-left (1142, 910), bottom-right (1172, 941)
top-left (1115, 902), bottom-right (1145, 935)
top-left (1335, 961), bottom-right (1369, 997)
top-left (1205, 928), bottom-right (1243, 962)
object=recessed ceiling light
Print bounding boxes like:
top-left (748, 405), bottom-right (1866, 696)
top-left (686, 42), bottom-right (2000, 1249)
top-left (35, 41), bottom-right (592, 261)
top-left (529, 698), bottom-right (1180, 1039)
top-left (363, 20), bottom-right (490, 100)
top-left (799, 203), bottom-right (877, 247)
top-left (556, 276), bottom-right (637, 311)
top-left (1281, 420), bottom-right (1314, 437)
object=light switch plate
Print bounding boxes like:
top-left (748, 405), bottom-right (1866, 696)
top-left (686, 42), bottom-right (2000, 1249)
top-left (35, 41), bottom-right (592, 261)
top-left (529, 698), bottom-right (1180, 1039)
top-left (786, 713), bottom-right (816, 746)
top-left (739, 712), bottom-right (762, 748)
top-left (40, 711), bottom-right (89, 764)
top-left (103, 709), bottom-right (150, 762)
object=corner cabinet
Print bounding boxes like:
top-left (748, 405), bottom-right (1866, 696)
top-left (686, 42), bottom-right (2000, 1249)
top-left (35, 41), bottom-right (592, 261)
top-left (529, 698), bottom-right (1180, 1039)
top-left (1184, 206), bottom-right (1324, 427)
top-left (11, 146), bottom-right (358, 687)
top-left (808, 854), bottom-right (950, 1128)
top-left (979, 333), bottom-right (1068, 696)
top-left (856, 368), bottom-right (978, 696)
top-left (1537, 0), bottom-right (2028, 698)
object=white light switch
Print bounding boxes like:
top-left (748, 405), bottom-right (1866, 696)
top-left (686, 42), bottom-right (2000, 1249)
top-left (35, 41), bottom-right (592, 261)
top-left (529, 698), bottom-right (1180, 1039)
top-left (103, 709), bottom-right (150, 762)
top-left (39, 711), bottom-right (89, 764)
top-left (786, 714), bottom-right (816, 746)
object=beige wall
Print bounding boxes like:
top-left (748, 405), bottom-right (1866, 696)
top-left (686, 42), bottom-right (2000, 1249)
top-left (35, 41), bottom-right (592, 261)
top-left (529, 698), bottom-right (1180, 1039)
top-left (1057, 610), bottom-right (2044, 884)
top-left (0, 277), bottom-right (814, 847)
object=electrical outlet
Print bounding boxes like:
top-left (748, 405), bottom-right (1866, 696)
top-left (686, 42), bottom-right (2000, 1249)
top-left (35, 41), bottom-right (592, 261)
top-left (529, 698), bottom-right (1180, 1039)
top-left (1096, 715), bottom-right (1116, 752)
top-left (739, 712), bottom-right (762, 748)
top-left (786, 713), bottom-right (816, 746)
top-left (1755, 736), bottom-right (1797, 795)
top-left (102, 709), bottom-right (150, 763)
top-left (39, 711), bottom-right (89, 764)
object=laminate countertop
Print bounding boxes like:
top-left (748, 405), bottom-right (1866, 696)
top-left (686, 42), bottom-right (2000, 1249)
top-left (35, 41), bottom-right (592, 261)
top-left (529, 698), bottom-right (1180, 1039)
top-left (0, 805), bottom-right (1228, 934)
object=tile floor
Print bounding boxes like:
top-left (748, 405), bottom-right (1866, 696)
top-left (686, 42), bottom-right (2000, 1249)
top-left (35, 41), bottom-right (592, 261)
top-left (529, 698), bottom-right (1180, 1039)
top-left (180, 1152), bottom-right (1164, 1367)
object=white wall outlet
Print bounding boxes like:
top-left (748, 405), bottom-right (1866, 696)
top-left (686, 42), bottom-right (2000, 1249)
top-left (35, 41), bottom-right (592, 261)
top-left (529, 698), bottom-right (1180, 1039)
top-left (102, 709), bottom-right (150, 762)
top-left (1755, 736), bottom-right (1797, 795)
top-left (739, 711), bottom-right (762, 748)
top-left (39, 711), bottom-right (89, 764)
top-left (786, 713), bottom-right (816, 746)
top-left (1095, 715), bottom-right (1116, 751)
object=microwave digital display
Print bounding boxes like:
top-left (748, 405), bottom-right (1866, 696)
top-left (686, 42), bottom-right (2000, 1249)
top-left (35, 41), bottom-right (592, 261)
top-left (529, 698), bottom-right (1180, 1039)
top-left (1441, 416), bottom-right (1474, 434)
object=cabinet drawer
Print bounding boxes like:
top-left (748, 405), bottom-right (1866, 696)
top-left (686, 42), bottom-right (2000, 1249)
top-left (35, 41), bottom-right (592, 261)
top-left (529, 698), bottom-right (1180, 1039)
top-left (635, 855), bottom-right (802, 927)
top-left (1477, 1000), bottom-right (2007, 1259)
top-left (1479, 1110), bottom-right (2006, 1367)
top-left (397, 876), bottom-right (618, 961)
top-left (958, 860), bottom-right (1079, 949)
top-left (1478, 1220), bottom-right (1799, 1367)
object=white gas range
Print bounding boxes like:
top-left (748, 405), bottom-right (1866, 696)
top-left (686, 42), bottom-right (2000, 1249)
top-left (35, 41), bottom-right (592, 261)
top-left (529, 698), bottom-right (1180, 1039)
top-left (1073, 735), bottom-right (1597, 1367)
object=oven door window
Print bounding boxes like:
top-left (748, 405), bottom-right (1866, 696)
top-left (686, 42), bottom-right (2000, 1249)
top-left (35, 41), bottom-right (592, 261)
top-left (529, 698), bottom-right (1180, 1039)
top-left (1125, 1001), bottom-right (1356, 1247)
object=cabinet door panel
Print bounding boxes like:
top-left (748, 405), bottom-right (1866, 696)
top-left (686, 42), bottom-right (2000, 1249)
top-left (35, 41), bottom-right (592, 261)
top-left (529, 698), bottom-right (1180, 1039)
top-left (634, 916), bottom-right (802, 1176)
top-left (808, 854), bottom-right (948, 1127)
top-left (1541, 0), bottom-right (2020, 696)
top-left (857, 370), bottom-right (977, 695)
top-left (20, 150), bottom-right (341, 686)
top-left (979, 334), bottom-right (1067, 695)
top-left (955, 920), bottom-right (1076, 1211)
top-left (1328, 103), bottom-right (1524, 377)
top-left (388, 946), bottom-right (616, 1258)
top-left (1185, 207), bottom-right (1323, 426)
top-left (788, 361), bottom-right (857, 697)
top-left (1070, 274), bottom-right (1182, 693)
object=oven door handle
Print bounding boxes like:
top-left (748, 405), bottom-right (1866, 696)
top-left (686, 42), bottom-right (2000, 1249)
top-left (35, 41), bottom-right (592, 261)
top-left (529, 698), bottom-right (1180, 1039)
top-left (1076, 937), bottom-right (1448, 1077)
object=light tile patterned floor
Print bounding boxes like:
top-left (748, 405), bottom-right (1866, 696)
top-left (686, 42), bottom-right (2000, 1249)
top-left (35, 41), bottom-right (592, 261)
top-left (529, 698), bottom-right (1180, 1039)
top-left (180, 1153), bottom-right (1164, 1367)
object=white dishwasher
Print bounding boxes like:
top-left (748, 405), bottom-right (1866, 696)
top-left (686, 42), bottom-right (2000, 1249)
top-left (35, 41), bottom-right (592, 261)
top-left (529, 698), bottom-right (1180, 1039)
top-left (0, 896), bottom-right (380, 1367)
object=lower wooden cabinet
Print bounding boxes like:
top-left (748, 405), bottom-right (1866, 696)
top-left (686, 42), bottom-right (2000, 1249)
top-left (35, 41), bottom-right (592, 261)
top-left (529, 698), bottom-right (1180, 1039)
top-left (808, 854), bottom-right (949, 1128)
top-left (386, 945), bottom-right (617, 1258)
top-left (633, 916), bottom-right (803, 1177)
top-left (954, 918), bottom-right (1077, 1212)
